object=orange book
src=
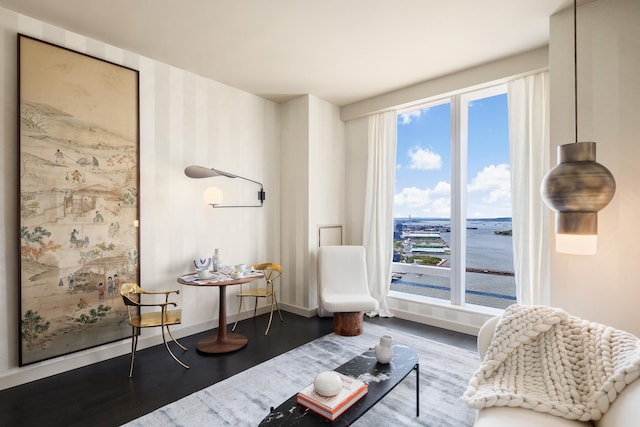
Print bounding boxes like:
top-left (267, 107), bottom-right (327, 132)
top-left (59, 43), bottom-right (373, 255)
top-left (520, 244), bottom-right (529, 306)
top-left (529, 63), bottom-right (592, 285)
top-left (296, 372), bottom-right (368, 420)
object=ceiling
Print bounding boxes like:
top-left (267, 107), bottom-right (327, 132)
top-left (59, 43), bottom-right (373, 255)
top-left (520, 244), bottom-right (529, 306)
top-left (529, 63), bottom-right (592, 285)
top-left (0, 0), bottom-right (572, 106)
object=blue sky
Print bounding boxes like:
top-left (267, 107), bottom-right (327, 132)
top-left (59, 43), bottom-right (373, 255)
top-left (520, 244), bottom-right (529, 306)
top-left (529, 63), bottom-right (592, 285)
top-left (394, 93), bottom-right (511, 219)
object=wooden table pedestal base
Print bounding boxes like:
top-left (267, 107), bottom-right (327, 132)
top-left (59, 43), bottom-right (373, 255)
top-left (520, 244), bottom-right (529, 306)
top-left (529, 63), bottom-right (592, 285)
top-left (196, 332), bottom-right (248, 353)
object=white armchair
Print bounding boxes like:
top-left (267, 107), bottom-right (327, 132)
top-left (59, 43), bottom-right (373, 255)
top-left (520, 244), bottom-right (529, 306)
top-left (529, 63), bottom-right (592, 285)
top-left (317, 245), bottom-right (378, 336)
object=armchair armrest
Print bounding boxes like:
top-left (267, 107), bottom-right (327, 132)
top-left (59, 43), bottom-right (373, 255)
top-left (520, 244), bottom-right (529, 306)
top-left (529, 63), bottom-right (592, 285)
top-left (477, 315), bottom-right (500, 359)
top-left (138, 288), bottom-right (180, 303)
top-left (131, 301), bottom-right (178, 308)
top-left (138, 289), bottom-right (180, 296)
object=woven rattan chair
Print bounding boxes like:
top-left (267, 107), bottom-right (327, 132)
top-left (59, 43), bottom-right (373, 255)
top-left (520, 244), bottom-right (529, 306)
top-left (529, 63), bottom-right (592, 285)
top-left (120, 283), bottom-right (188, 377)
top-left (232, 263), bottom-right (283, 335)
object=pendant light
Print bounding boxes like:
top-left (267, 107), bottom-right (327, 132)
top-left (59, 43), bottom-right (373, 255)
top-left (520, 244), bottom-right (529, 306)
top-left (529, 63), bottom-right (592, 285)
top-left (540, 0), bottom-right (616, 255)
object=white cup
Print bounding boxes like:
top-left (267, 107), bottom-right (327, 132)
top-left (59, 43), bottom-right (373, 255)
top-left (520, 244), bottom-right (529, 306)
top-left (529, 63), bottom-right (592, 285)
top-left (196, 268), bottom-right (210, 279)
top-left (235, 264), bottom-right (246, 275)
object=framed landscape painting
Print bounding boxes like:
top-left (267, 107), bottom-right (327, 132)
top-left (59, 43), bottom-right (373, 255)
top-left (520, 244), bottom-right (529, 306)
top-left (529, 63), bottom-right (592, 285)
top-left (18, 35), bottom-right (140, 365)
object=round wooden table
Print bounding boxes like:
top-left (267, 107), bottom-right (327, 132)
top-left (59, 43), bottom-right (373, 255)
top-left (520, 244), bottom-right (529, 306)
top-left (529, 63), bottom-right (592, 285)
top-left (178, 272), bottom-right (262, 354)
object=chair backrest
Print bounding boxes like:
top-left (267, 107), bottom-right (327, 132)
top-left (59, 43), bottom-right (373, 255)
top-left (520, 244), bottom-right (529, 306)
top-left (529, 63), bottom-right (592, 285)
top-left (120, 282), bottom-right (142, 307)
top-left (252, 262), bottom-right (282, 287)
top-left (318, 245), bottom-right (369, 295)
top-left (120, 282), bottom-right (142, 322)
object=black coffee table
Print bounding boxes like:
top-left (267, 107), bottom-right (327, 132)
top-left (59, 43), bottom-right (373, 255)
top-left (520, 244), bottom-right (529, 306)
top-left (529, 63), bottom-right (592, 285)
top-left (259, 345), bottom-right (419, 426)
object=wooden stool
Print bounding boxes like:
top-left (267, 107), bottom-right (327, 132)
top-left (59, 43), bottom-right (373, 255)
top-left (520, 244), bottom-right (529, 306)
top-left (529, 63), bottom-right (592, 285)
top-left (333, 312), bottom-right (364, 336)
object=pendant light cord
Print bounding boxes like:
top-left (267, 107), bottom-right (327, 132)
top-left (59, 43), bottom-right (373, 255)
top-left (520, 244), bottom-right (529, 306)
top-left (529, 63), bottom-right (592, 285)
top-left (574, 0), bottom-right (578, 143)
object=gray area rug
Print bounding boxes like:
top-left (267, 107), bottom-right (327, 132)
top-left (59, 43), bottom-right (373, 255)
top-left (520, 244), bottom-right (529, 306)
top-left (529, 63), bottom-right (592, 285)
top-left (125, 322), bottom-right (479, 426)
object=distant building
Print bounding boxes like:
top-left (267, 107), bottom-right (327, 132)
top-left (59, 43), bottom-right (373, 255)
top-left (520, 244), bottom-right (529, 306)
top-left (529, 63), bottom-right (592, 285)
top-left (403, 233), bottom-right (440, 239)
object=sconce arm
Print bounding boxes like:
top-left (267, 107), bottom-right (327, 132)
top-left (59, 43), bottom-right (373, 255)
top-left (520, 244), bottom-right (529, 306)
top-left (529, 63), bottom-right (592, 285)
top-left (185, 165), bottom-right (265, 207)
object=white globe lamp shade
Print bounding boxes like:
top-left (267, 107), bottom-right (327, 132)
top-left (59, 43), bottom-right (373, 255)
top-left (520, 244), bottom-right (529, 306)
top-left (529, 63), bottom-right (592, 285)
top-left (203, 186), bottom-right (224, 206)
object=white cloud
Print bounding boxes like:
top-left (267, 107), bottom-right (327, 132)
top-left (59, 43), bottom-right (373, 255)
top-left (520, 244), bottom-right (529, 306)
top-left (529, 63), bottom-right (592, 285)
top-left (409, 147), bottom-right (441, 170)
top-left (468, 164), bottom-right (510, 195)
top-left (398, 110), bottom-right (421, 125)
top-left (394, 165), bottom-right (513, 218)
top-left (432, 181), bottom-right (450, 195)
top-left (468, 163), bottom-right (511, 191)
top-left (486, 188), bottom-right (511, 204)
top-left (428, 197), bottom-right (451, 217)
top-left (467, 201), bottom-right (512, 219)
top-left (394, 186), bottom-right (431, 207)
top-left (393, 181), bottom-right (452, 216)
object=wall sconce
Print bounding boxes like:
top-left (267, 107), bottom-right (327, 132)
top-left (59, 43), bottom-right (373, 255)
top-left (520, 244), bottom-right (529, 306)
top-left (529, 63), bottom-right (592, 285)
top-left (203, 186), bottom-right (224, 205)
top-left (185, 165), bottom-right (265, 208)
top-left (540, 0), bottom-right (615, 255)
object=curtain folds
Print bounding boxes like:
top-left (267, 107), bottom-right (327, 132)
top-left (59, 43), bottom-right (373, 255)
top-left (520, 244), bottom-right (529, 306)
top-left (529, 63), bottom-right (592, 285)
top-left (507, 72), bottom-right (550, 305)
top-left (363, 111), bottom-right (397, 317)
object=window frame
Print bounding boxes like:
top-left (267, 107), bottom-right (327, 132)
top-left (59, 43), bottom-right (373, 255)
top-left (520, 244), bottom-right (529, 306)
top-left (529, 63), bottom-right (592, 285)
top-left (392, 83), bottom-right (509, 308)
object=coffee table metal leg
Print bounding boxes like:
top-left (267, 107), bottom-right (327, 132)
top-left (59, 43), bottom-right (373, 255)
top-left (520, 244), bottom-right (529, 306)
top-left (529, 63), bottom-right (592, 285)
top-left (415, 363), bottom-right (420, 417)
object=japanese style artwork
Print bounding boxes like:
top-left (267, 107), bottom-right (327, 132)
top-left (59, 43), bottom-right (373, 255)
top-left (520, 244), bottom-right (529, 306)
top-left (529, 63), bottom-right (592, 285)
top-left (18, 35), bottom-right (140, 365)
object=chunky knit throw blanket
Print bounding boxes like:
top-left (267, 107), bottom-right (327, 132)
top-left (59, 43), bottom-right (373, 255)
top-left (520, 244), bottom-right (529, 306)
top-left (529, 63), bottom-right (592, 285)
top-left (463, 304), bottom-right (640, 421)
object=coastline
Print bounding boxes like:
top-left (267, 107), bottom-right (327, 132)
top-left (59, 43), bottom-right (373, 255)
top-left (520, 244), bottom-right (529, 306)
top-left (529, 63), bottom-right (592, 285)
top-left (392, 218), bottom-right (515, 309)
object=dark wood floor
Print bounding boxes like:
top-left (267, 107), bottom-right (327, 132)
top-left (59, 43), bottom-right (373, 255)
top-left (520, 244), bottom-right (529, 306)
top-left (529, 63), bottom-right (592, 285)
top-left (0, 313), bottom-right (476, 427)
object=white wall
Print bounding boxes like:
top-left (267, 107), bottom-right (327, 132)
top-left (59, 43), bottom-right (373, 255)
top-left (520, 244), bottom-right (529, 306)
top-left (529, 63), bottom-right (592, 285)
top-left (308, 95), bottom-right (345, 309)
top-left (341, 46), bottom-right (549, 121)
top-left (0, 8), bottom-right (280, 389)
top-left (280, 96), bottom-right (310, 313)
top-left (549, 0), bottom-right (640, 336)
top-left (280, 94), bottom-right (345, 315)
top-left (344, 116), bottom-right (368, 246)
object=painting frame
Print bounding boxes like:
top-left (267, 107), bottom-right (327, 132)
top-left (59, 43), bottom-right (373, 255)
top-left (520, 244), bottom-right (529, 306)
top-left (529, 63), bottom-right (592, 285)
top-left (318, 224), bottom-right (343, 247)
top-left (18, 34), bottom-right (140, 366)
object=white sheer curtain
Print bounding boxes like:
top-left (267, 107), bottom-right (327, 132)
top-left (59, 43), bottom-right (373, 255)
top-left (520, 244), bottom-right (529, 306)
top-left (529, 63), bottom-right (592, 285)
top-left (363, 111), bottom-right (396, 317)
top-left (507, 71), bottom-right (551, 305)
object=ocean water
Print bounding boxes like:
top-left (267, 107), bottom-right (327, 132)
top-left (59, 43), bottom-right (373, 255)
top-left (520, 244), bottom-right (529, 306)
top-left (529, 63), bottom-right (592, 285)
top-left (392, 218), bottom-right (516, 309)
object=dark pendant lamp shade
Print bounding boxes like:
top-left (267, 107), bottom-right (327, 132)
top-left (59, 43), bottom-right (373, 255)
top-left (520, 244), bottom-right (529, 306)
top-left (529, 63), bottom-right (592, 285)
top-left (541, 142), bottom-right (616, 255)
top-left (540, 0), bottom-right (616, 255)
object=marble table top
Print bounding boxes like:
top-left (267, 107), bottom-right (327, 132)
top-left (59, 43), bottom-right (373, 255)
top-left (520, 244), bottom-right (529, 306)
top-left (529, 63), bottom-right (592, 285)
top-left (259, 345), bottom-right (419, 426)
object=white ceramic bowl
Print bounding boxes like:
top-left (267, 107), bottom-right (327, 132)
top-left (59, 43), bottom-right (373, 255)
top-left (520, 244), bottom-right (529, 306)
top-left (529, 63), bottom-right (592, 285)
top-left (313, 371), bottom-right (342, 397)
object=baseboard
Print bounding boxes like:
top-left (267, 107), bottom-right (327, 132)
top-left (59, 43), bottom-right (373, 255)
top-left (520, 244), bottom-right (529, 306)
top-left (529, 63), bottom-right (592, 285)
top-left (277, 302), bottom-right (317, 318)
top-left (0, 337), bottom-right (133, 391)
top-left (389, 307), bottom-right (483, 336)
top-left (0, 304), bottom-right (293, 391)
top-left (385, 292), bottom-right (499, 336)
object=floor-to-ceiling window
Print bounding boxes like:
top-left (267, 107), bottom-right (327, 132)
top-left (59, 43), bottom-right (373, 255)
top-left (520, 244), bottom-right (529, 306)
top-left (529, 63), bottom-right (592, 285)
top-left (391, 84), bottom-right (515, 309)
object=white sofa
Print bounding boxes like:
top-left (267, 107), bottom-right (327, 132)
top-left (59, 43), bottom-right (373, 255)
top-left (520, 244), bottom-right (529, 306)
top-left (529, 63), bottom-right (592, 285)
top-left (474, 316), bottom-right (640, 427)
